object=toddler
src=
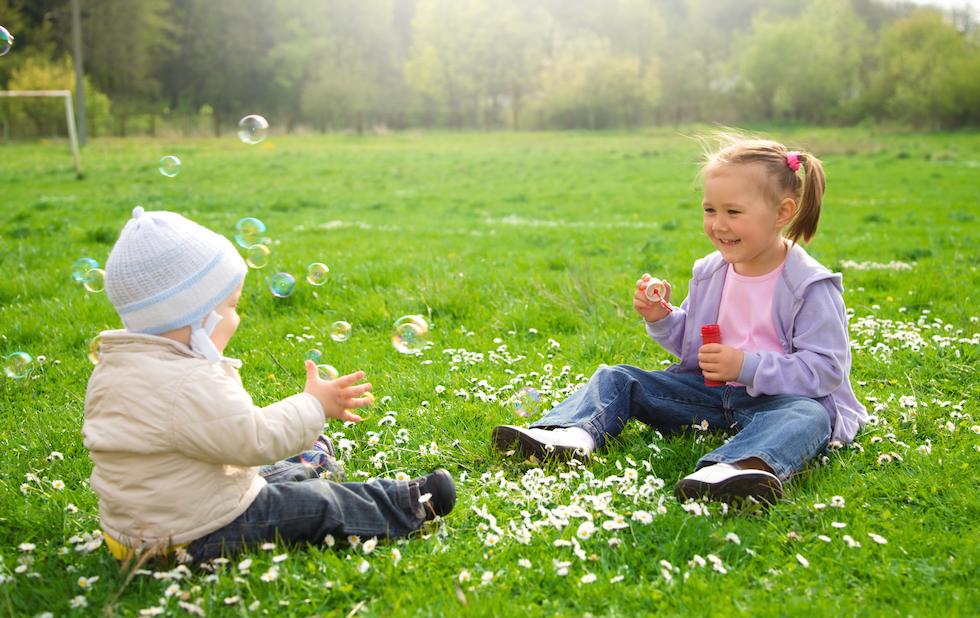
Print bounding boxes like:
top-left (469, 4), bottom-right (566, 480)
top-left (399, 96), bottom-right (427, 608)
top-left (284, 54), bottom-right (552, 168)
top-left (494, 134), bottom-right (867, 504)
top-left (83, 207), bottom-right (455, 563)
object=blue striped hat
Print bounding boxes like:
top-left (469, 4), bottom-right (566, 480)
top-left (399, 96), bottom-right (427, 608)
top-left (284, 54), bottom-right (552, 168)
top-left (105, 207), bottom-right (247, 335)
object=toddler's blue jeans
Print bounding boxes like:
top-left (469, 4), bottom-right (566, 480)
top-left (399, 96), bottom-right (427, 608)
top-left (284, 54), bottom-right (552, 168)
top-left (185, 437), bottom-right (424, 562)
top-left (530, 365), bottom-right (831, 480)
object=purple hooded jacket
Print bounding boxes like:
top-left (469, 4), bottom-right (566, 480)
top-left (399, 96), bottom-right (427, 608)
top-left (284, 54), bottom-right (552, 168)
top-left (645, 241), bottom-right (867, 444)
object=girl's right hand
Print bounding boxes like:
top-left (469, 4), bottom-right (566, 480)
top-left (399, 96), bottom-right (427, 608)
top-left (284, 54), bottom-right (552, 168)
top-left (633, 273), bottom-right (672, 323)
top-left (303, 360), bottom-right (372, 423)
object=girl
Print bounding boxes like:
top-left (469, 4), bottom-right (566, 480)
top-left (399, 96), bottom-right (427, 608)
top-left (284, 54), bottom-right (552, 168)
top-left (493, 133), bottom-right (867, 504)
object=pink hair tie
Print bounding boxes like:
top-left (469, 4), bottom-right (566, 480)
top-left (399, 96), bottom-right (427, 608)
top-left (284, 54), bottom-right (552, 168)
top-left (786, 151), bottom-right (801, 172)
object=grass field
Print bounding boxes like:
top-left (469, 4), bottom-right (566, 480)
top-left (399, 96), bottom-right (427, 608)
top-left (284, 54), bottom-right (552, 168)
top-left (1, 128), bottom-right (978, 617)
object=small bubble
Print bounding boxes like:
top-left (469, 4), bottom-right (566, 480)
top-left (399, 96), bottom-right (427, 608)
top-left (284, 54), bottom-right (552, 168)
top-left (83, 269), bottom-right (106, 293)
top-left (391, 315), bottom-right (429, 354)
top-left (0, 26), bottom-right (14, 57)
top-left (305, 348), bottom-right (322, 362)
top-left (238, 115), bottom-right (269, 144)
top-left (235, 217), bottom-right (266, 249)
top-left (245, 244), bottom-right (270, 269)
top-left (316, 364), bottom-right (339, 380)
top-left (72, 258), bottom-right (99, 283)
top-left (513, 387), bottom-right (542, 417)
top-left (269, 272), bottom-right (296, 298)
top-left (158, 155), bottom-right (181, 178)
top-left (330, 321), bottom-right (352, 342)
top-left (87, 335), bottom-right (102, 365)
top-left (306, 262), bottom-right (329, 286)
top-left (3, 352), bottom-right (32, 379)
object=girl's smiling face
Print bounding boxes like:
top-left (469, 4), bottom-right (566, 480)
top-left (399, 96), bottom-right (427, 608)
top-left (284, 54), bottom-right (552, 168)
top-left (702, 163), bottom-right (796, 276)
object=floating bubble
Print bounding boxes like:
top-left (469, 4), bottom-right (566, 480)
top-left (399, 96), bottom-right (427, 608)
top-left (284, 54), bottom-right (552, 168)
top-left (235, 217), bottom-right (266, 249)
top-left (269, 272), bottom-right (296, 298)
top-left (391, 315), bottom-right (429, 354)
top-left (513, 387), bottom-right (542, 418)
top-left (306, 262), bottom-right (330, 286)
top-left (158, 155), bottom-right (181, 178)
top-left (3, 351), bottom-right (32, 379)
top-left (83, 269), bottom-right (106, 293)
top-left (88, 335), bottom-right (102, 365)
top-left (316, 364), bottom-right (339, 380)
top-left (305, 348), bottom-right (322, 362)
top-left (238, 115), bottom-right (269, 145)
top-left (330, 321), bottom-right (352, 342)
top-left (0, 26), bottom-right (13, 57)
top-left (245, 244), bottom-right (270, 269)
top-left (72, 258), bottom-right (100, 283)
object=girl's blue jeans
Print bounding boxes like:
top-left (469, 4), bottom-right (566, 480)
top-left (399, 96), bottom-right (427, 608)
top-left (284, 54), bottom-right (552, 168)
top-left (530, 365), bottom-right (831, 481)
top-left (185, 436), bottom-right (425, 562)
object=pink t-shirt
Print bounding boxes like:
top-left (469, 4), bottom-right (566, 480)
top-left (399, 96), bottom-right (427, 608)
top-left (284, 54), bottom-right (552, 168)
top-left (717, 261), bottom-right (786, 385)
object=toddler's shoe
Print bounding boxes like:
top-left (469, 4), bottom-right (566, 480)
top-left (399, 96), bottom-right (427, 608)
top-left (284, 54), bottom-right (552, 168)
top-left (413, 469), bottom-right (456, 521)
top-left (492, 425), bottom-right (594, 461)
top-left (673, 462), bottom-right (783, 505)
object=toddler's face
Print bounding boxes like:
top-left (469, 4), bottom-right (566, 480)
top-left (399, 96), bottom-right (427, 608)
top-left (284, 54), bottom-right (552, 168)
top-left (701, 163), bottom-right (790, 274)
top-left (210, 283), bottom-right (244, 354)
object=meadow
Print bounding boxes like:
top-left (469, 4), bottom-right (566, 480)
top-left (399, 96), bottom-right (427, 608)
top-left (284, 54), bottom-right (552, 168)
top-left (0, 127), bottom-right (978, 616)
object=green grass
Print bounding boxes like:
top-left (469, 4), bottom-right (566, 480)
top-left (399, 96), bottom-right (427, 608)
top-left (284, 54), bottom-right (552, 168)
top-left (1, 128), bottom-right (978, 617)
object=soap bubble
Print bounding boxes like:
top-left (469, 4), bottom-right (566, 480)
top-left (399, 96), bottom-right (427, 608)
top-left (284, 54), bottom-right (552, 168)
top-left (83, 269), bottom-right (106, 293)
top-left (88, 335), bottom-right (102, 365)
top-left (0, 27), bottom-right (14, 57)
top-left (245, 244), bottom-right (270, 269)
top-left (391, 315), bottom-right (429, 354)
top-left (3, 352), bottom-right (32, 379)
top-left (235, 217), bottom-right (266, 248)
top-left (158, 155), bottom-right (181, 178)
top-left (513, 387), bottom-right (542, 418)
top-left (316, 364), bottom-right (339, 380)
top-left (238, 115), bottom-right (269, 144)
top-left (269, 272), bottom-right (295, 298)
top-left (72, 258), bottom-right (100, 283)
top-left (305, 348), bottom-right (322, 362)
top-left (330, 321), bottom-right (352, 342)
top-left (306, 262), bottom-right (329, 286)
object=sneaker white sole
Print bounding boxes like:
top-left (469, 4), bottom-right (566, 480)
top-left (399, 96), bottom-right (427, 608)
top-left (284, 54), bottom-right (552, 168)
top-left (491, 426), bottom-right (589, 461)
top-left (674, 471), bottom-right (783, 505)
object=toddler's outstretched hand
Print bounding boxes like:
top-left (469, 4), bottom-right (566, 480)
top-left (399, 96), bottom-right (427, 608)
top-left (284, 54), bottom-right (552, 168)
top-left (633, 273), bottom-right (672, 323)
top-left (303, 360), bottom-right (372, 423)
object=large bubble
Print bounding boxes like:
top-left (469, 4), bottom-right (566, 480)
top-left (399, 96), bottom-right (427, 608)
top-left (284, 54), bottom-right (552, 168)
top-left (238, 115), bottom-right (269, 144)
top-left (83, 269), bottom-right (106, 293)
top-left (3, 352), bottom-right (32, 379)
top-left (306, 262), bottom-right (330, 286)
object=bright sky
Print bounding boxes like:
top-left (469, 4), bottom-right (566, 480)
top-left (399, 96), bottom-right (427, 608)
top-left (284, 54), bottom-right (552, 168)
top-left (897, 0), bottom-right (980, 10)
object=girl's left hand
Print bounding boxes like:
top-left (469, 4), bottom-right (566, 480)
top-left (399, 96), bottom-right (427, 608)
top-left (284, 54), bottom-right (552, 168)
top-left (697, 344), bottom-right (744, 383)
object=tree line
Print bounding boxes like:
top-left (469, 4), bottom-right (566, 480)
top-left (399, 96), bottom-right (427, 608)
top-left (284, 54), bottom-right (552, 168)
top-left (1, 0), bottom-right (978, 138)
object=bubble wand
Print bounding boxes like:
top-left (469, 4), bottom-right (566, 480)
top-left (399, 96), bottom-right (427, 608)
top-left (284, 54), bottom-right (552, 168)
top-left (643, 278), bottom-right (673, 313)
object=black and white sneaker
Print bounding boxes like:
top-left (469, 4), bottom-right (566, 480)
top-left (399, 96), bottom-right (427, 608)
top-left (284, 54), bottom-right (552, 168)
top-left (413, 469), bottom-right (456, 521)
top-left (491, 425), bottom-right (594, 461)
top-left (673, 463), bottom-right (783, 505)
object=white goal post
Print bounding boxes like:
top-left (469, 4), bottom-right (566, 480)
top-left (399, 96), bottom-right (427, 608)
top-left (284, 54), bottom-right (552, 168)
top-left (0, 89), bottom-right (82, 176)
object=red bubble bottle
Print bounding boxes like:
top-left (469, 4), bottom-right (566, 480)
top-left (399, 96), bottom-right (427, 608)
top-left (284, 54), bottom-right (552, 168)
top-left (701, 324), bottom-right (724, 386)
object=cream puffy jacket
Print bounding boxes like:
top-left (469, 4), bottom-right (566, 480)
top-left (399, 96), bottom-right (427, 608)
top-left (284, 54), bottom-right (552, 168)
top-left (83, 330), bottom-right (325, 546)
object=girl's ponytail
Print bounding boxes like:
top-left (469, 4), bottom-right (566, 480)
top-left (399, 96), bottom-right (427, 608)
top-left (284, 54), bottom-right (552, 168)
top-left (786, 152), bottom-right (825, 245)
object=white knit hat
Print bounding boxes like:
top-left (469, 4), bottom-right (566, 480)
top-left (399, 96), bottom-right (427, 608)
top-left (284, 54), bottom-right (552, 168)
top-left (105, 206), bottom-right (247, 342)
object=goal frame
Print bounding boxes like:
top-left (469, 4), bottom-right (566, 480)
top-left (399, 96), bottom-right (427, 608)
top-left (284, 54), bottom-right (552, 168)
top-left (0, 89), bottom-right (82, 176)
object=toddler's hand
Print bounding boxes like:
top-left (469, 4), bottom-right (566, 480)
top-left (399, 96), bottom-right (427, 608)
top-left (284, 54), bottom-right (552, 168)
top-left (697, 344), bottom-right (744, 383)
top-left (303, 360), bottom-right (373, 423)
top-left (633, 273), bottom-right (672, 323)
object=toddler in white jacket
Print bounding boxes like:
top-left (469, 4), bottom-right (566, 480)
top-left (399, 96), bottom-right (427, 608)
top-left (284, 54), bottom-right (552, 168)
top-left (83, 207), bottom-right (455, 563)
